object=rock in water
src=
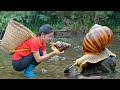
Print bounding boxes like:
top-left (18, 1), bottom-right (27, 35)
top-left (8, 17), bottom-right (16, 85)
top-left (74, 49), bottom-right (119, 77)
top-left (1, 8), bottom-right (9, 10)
top-left (81, 56), bottom-right (116, 76)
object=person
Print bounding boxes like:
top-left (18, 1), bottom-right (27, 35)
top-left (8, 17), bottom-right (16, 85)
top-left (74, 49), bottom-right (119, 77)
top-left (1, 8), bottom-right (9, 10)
top-left (12, 24), bottom-right (64, 78)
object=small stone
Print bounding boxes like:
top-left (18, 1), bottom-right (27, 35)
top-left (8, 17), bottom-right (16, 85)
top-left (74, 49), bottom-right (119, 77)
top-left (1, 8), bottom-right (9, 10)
top-left (41, 68), bottom-right (47, 74)
top-left (0, 67), bottom-right (4, 69)
top-left (61, 57), bottom-right (67, 61)
top-left (49, 55), bottom-right (60, 61)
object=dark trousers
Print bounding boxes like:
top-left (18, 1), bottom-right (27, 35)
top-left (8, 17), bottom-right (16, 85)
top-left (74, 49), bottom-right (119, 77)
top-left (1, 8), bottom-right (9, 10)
top-left (12, 49), bottom-right (43, 71)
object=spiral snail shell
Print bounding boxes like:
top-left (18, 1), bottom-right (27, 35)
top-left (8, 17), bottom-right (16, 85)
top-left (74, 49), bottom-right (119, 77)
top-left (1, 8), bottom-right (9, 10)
top-left (63, 24), bottom-right (116, 75)
top-left (83, 24), bottom-right (113, 54)
top-left (51, 41), bottom-right (71, 52)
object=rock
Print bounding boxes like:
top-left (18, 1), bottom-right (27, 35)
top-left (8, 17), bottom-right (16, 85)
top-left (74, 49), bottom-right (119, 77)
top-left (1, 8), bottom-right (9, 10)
top-left (41, 68), bottom-right (47, 74)
top-left (49, 55), bottom-right (61, 61)
top-left (81, 56), bottom-right (116, 76)
top-left (0, 67), bottom-right (4, 69)
top-left (64, 64), bottom-right (78, 77)
top-left (74, 46), bottom-right (83, 50)
top-left (61, 57), bottom-right (67, 61)
top-left (64, 56), bottom-right (117, 78)
top-left (50, 55), bottom-right (67, 61)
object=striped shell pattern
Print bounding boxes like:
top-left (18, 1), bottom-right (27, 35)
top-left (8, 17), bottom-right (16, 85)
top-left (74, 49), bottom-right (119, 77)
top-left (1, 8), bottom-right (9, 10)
top-left (83, 24), bottom-right (113, 54)
top-left (51, 41), bottom-right (71, 52)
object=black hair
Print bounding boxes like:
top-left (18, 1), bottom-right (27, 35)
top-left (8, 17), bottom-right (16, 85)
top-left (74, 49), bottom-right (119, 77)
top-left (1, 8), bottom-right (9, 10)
top-left (37, 24), bottom-right (54, 36)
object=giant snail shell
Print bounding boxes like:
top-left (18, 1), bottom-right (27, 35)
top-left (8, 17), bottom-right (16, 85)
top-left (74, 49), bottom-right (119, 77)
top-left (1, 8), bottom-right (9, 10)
top-left (63, 24), bottom-right (116, 75)
top-left (83, 24), bottom-right (113, 55)
top-left (50, 41), bottom-right (71, 52)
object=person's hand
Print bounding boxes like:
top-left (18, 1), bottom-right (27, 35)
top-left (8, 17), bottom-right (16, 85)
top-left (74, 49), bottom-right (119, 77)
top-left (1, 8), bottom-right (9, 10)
top-left (53, 50), bottom-right (64, 55)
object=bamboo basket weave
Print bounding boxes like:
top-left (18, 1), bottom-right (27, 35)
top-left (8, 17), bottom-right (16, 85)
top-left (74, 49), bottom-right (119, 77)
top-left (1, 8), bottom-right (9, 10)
top-left (0, 19), bottom-right (36, 54)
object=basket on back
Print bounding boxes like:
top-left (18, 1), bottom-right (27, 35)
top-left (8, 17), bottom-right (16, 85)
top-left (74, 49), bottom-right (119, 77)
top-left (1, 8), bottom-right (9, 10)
top-left (0, 19), bottom-right (36, 54)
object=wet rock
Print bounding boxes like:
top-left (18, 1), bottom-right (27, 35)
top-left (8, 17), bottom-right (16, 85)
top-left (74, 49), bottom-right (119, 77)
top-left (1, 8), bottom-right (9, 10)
top-left (61, 57), bottom-right (67, 61)
top-left (49, 55), bottom-right (61, 61)
top-left (41, 68), bottom-right (48, 74)
top-left (64, 64), bottom-right (78, 77)
top-left (74, 46), bottom-right (83, 50)
top-left (49, 55), bottom-right (67, 61)
top-left (0, 67), bottom-right (5, 69)
top-left (64, 56), bottom-right (116, 78)
top-left (81, 56), bottom-right (116, 76)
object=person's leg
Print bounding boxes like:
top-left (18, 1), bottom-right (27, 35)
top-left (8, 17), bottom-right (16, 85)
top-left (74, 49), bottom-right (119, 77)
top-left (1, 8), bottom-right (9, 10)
top-left (23, 49), bottom-right (43, 78)
top-left (12, 49), bottom-right (43, 78)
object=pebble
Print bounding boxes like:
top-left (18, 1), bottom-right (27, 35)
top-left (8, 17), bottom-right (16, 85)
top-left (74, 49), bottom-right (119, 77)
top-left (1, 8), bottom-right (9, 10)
top-left (49, 55), bottom-right (60, 61)
top-left (61, 57), bottom-right (67, 61)
top-left (41, 68), bottom-right (48, 74)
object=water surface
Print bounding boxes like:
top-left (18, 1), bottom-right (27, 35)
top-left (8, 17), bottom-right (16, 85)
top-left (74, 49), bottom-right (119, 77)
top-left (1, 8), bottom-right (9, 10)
top-left (0, 34), bottom-right (120, 79)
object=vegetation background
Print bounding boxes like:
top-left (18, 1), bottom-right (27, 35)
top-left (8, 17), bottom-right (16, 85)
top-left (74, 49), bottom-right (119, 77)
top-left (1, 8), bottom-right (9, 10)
top-left (0, 11), bottom-right (120, 35)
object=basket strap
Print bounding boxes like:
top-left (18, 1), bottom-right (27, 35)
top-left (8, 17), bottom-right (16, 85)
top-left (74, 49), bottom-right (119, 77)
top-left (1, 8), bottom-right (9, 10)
top-left (9, 48), bottom-right (30, 53)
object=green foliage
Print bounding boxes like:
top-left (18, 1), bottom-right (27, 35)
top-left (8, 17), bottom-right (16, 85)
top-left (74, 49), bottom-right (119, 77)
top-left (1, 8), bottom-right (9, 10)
top-left (0, 11), bottom-right (120, 34)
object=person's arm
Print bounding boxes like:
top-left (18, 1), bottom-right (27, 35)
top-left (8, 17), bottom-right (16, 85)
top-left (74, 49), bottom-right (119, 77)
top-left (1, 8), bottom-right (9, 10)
top-left (33, 50), bottom-right (64, 63)
top-left (43, 51), bottom-right (47, 55)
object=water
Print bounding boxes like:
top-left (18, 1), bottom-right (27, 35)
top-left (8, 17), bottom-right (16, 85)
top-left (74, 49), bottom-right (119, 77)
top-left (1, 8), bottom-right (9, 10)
top-left (0, 34), bottom-right (120, 79)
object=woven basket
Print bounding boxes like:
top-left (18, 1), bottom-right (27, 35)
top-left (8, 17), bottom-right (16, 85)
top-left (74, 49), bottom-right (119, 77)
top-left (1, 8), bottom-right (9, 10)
top-left (0, 19), bottom-right (36, 54)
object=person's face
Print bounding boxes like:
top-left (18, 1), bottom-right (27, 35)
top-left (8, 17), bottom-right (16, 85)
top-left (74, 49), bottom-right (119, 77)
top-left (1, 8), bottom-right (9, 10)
top-left (41, 32), bottom-right (54, 43)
